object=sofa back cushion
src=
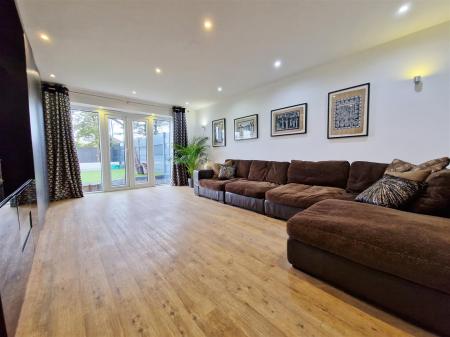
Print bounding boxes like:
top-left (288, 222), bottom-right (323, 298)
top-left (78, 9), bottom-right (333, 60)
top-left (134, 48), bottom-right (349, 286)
top-left (288, 160), bottom-right (350, 188)
top-left (266, 161), bottom-right (290, 185)
top-left (248, 160), bottom-right (270, 181)
top-left (230, 159), bottom-right (253, 178)
top-left (346, 161), bottom-right (388, 193)
top-left (407, 169), bottom-right (450, 218)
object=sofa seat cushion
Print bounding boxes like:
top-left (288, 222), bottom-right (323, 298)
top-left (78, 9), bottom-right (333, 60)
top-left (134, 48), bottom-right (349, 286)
top-left (225, 180), bottom-right (278, 199)
top-left (287, 199), bottom-right (450, 295)
top-left (266, 183), bottom-right (356, 209)
top-left (199, 178), bottom-right (241, 191)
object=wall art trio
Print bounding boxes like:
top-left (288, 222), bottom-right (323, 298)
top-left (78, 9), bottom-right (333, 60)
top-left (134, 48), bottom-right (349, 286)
top-left (211, 82), bottom-right (370, 146)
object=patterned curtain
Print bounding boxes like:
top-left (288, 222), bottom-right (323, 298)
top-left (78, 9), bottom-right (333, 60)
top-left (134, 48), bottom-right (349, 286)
top-left (172, 106), bottom-right (188, 186)
top-left (42, 83), bottom-right (83, 201)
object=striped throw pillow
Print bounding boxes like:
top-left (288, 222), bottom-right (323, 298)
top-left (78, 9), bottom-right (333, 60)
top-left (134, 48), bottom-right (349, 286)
top-left (355, 175), bottom-right (423, 209)
top-left (218, 165), bottom-right (235, 180)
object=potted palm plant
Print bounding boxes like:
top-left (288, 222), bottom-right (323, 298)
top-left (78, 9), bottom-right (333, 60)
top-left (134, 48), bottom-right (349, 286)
top-left (174, 136), bottom-right (209, 187)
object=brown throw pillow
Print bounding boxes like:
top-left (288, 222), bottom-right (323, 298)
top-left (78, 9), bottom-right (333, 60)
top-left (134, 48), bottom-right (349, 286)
top-left (209, 163), bottom-right (221, 177)
top-left (385, 169), bottom-right (431, 182)
top-left (385, 157), bottom-right (449, 173)
top-left (355, 175), bottom-right (424, 209)
top-left (415, 157), bottom-right (450, 172)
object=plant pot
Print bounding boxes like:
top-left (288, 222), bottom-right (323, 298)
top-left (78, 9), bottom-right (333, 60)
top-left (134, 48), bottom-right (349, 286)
top-left (188, 178), bottom-right (194, 188)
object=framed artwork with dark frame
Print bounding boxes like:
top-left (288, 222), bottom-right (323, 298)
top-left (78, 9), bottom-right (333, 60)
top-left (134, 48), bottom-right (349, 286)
top-left (271, 103), bottom-right (307, 137)
top-left (212, 118), bottom-right (226, 147)
top-left (327, 83), bottom-right (370, 139)
top-left (234, 114), bottom-right (258, 141)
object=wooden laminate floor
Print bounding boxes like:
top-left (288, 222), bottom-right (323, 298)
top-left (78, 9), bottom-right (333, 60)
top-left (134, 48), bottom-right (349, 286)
top-left (16, 187), bottom-right (433, 337)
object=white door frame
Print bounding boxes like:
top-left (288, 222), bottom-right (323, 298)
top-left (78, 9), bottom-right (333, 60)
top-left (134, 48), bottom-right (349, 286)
top-left (100, 111), bottom-right (155, 192)
top-left (153, 115), bottom-right (173, 186)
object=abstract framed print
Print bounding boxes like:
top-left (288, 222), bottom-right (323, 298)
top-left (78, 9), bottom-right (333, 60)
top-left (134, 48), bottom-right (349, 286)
top-left (271, 103), bottom-right (307, 137)
top-left (212, 118), bottom-right (226, 147)
top-left (234, 114), bottom-right (258, 141)
top-left (328, 83), bottom-right (370, 139)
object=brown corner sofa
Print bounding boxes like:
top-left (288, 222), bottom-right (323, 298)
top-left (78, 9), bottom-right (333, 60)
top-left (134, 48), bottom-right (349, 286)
top-left (193, 159), bottom-right (450, 336)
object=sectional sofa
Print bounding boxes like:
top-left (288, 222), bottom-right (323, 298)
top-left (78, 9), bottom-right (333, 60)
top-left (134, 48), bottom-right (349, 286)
top-left (193, 159), bottom-right (450, 336)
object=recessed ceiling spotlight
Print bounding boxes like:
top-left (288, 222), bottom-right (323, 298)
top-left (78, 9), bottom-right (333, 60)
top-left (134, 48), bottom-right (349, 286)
top-left (217, 86), bottom-right (223, 92)
top-left (185, 102), bottom-right (190, 106)
top-left (203, 19), bottom-right (213, 31)
top-left (49, 74), bottom-right (56, 78)
top-left (396, 3), bottom-right (411, 15)
top-left (274, 60), bottom-right (282, 68)
top-left (132, 90), bottom-right (137, 95)
top-left (155, 67), bottom-right (162, 74)
top-left (39, 33), bottom-right (50, 42)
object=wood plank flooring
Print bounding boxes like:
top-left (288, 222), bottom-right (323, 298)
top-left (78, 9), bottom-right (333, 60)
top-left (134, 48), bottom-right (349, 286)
top-left (16, 187), bottom-right (434, 337)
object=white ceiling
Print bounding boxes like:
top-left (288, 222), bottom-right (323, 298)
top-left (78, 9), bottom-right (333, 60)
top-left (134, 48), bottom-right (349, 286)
top-left (16, 0), bottom-right (450, 110)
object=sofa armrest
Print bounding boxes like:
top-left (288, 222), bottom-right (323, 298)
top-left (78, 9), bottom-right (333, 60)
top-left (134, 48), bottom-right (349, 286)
top-left (193, 169), bottom-right (214, 186)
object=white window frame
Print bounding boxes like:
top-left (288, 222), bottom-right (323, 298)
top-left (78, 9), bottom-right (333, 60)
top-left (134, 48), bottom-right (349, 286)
top-left (153, 116), bottom-right (173, 186)
top-left (72, 104), bottom-right (172, 192)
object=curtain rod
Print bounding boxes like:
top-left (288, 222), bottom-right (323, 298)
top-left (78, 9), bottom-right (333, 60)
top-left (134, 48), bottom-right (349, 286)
top-left (69, 90), bottom-right (171, 109)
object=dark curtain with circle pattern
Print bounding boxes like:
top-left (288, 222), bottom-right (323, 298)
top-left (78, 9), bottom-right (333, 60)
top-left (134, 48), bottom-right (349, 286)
top-left (42, 83), bottom-right (83, 200)
top-left (172, 106), bottom-right (188, 186)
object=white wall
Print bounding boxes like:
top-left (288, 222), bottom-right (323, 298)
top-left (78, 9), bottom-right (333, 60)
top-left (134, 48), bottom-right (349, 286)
top-left (195, 22), bottom-right (450, 164)
top-left (69, 88), bottom-right (172, 116)
top-left (70, 88), bottom-right (198, 136)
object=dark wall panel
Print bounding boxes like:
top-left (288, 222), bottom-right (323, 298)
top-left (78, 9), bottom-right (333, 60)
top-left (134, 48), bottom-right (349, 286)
top-left (0, 0), bottom-right (35, 196)
top-left (25, 35), bottom-right (49, 226)
top-left (0, 1), bottom-right (48, 337)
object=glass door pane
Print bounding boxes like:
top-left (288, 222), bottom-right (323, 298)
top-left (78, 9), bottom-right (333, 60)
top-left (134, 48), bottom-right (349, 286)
top-left (108, 117), bottom-right (128, 187)
top-left (153, 119), bottom-right (171, 185)
top-left (71, 109), bottom-right (102, 192)
top-left (132, 121), bottom-right (148, 184)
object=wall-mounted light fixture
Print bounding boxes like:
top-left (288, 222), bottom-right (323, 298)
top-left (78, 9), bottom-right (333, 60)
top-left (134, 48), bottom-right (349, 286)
top-left (413, 75), bottom-right (422, 92)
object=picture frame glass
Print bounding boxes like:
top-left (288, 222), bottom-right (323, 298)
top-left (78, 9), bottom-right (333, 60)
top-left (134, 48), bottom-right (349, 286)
top-left (234, 115), bottom-right (258, 140)
top-left (328, 83), bottom-right (369, 138)
top-left (212, 119), bottom-right (226, 147)
top-left (271, 104), bottom-right (306, 136)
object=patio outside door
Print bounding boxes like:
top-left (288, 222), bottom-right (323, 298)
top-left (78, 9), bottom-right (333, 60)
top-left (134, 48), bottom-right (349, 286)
top-left (101, 113), bottom-right (154, 191)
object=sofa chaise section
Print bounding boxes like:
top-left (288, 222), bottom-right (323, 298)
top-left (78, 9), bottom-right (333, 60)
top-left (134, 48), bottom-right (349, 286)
top-left (287, 199), bottom-right (450, 336)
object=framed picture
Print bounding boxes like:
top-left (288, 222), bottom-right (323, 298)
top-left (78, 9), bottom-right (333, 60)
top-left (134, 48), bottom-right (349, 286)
top-left (234, 114), bottom-right (258, 141)
top-left (328, 83), bottom-right (370, 139)
top-left (212, 118), bottom-right (226, 147)
top-left (271, 103), bottom-right (307, 137)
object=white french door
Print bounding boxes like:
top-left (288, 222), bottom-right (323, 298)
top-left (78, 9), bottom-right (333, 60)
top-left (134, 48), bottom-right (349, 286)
top-left (100, 112), bottom-right (155, 191)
